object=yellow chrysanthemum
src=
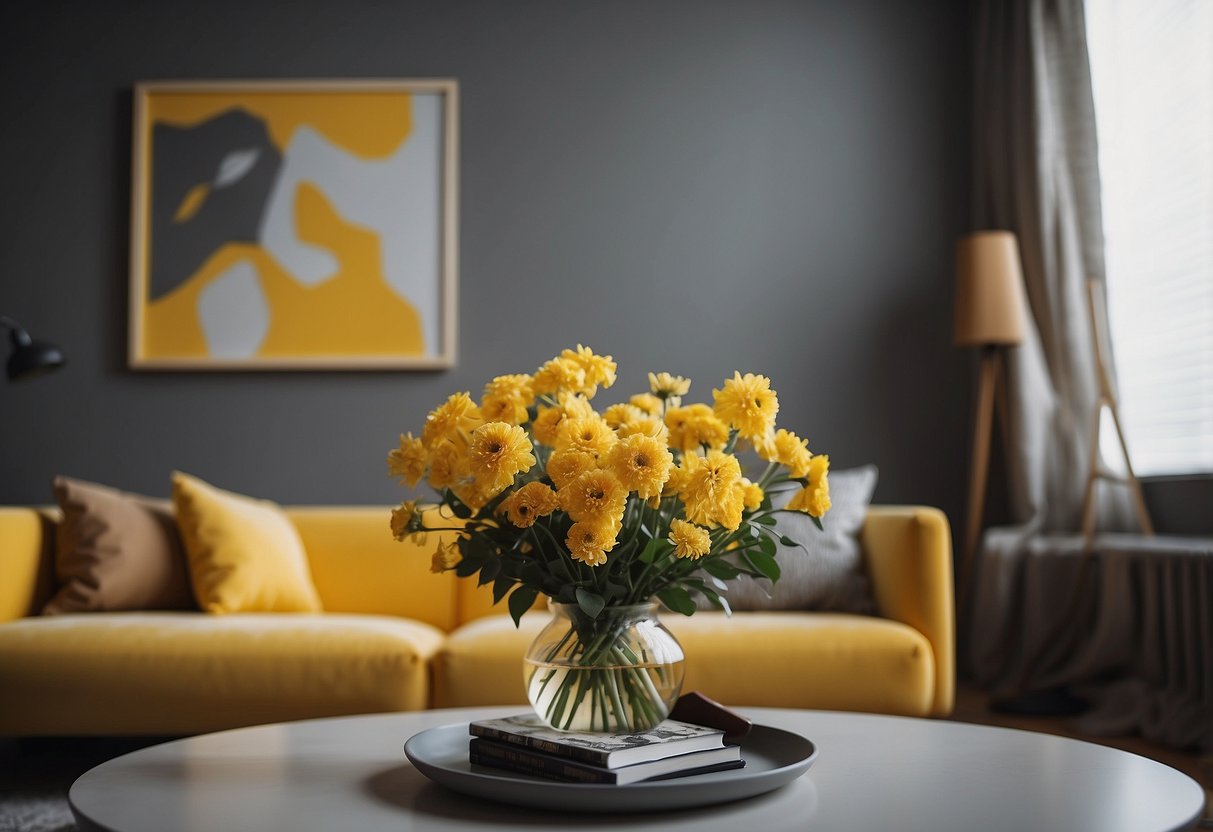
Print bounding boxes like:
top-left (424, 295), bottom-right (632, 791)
top-left (560, 469), bottom-right (628, 526)
top-left (387, 433), bottom-right (427, 488)
top-left (530, 394), bottom-right (595, 446)
top-left (679, 450), bottom-right (745, 530)
top-left (427, 440), bottom-right (468, 491)
top-left (546, 448), bottom-right (598, 490)
top-left (662, 462), bottom-right (691, 498)
top-left (421, 392), bottom-right (483, 448)
top-left (666, 403), bottom-right (730, 455)
top-left (556, 415), bottom-right (618, 458)
top-left (479, 396), bottom-right (526, 426)
top-left (786, 454), bottom-right (831, 518)
top-left (713, 372), bottom-right (779, 441)
top-left (452, 481), bottom-right (493, 514)
top-left (771, 428), bottom-right (812, 477)
top-left (390, 500), bottom-right (418, 542)
top-left (629, 393), bottom-right (664, 417)
top-left (740, 478), bottom-right (765, 511)
top-left (602, 403), bottom-right (645, 429)
top-left (648, 372), bottom-right (691, 404)
top-left (430, 539), bottom-right (462, 573)
top-left (566, 519), bottom-right (619, 567)
top-left (561, 345), bottom-right (617, 395)
top-left (616, 415), bottom-right (670, 443)
top-left (469, 422), bottom-right (536, 494)
top-left (607, 434), bottom-right (673, 499)
top-left (501, 481), bottom-right (560, 528)
top-left (668, 519), bottom-right (711, 560)
top-left (480, 374), bottom-right (535, 426)
top-left (532, 357), bottom-right (586, 396)
top-left (484, 373), bottom-right (535, 404)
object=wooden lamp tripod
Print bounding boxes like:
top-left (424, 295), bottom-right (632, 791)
top-left (954, 231), bottom-right (1029, 606)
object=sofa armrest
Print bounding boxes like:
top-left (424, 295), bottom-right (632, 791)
top-left (860, 506), bottom-right (955, 717)
top-left (0, 507), bottom-right (56, 622)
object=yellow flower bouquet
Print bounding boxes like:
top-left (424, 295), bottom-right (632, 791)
top-left (388, 346), bottom-right (830, 732)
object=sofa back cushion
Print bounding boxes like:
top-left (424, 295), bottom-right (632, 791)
top-left (173, 472), bottom-right (323, 614)
top-left (288, 507), bottom-right (460, 631)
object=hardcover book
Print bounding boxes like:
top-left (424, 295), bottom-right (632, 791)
top-left (468, 737), bottom-right (744, 785)
top-left (467, 714), bottom-right (729, 768)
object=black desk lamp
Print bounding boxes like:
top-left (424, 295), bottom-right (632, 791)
top-left (2, 316), bottom-right (66, 381)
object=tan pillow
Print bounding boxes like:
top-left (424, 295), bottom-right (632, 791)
top-left (44, 476), bottom-right (195, 615)
top-left (172, 472), bottom-right (322, 614)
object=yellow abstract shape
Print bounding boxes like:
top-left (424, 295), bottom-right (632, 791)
top-left (257, 182), bottom-right (424, 356)
top-left (148, 91), bottom-right (413, 159)
top-left (142, 246), bottom-right (254, 358)
top-left (142, 183), bottom-right (424, 361)
top-left (173, 183), bottom-right (211, 223)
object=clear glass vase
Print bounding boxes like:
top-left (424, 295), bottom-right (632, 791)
top-left (523, 601), bottom-right (685, 733)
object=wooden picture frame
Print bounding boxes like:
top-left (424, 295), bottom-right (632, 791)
top-left (129, 79), bottom-right (458, 370)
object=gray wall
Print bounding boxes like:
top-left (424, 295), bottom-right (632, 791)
top-left (0, 0), bottom-right (972, 529)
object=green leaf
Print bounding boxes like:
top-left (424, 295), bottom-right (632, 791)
top-left (701, 559), bottom-right (742, 580)
top-left (638, 537), bottom-right (663, 564)
top-left (605, 581), bottom-right (629, 599)
top-left (575, 588), bottom-right (606, 619)
top-left (757, 533), bottom-right (777, 558)
top-left (454, 558), bottom-right (480, 578)
top-left (508, 585), bottom-right (539, 627)
top-left (779, 535), bottom-right (799, 547)
top-left (477, 557), bottom-right (502, 585)
top-left (753, 514), bottom-right (777, 526)
top-left (811, 515), bottom-right (824, 531)
top-left (692, 583), bottom-right (733, 616)
top-left (657, 586), bottom-right (697, 616)
top-left (744, 550), bottom-right (781, 584)
top-left (492, 575), bottom-right (515, 604)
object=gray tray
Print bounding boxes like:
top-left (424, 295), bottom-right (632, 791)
top-left (404, 722), bottom-right (817, 813)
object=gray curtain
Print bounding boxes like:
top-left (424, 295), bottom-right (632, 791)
top-left (964, 0), bottom-right (1179, 726)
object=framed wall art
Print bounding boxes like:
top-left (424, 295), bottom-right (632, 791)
top-left (128, 79), bottom-right (458, 370)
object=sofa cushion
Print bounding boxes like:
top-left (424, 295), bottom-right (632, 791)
top-left (0, 613), bottom-right (443, 735)
top-left (44, 476), bottom-right (195, 614)
top-left (432, 610), bottom-right (935, 717)
top-left (172, 472), bottom-right (322, 614)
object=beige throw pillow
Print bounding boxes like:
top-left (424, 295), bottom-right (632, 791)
top-left (44, 476), bottom-right (195, 615)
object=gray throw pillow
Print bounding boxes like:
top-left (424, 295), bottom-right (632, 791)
top-left (700, 465), bottom-right (879, 614)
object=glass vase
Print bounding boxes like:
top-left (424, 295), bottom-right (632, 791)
top-left (523, 601), bottom-right (685, 734)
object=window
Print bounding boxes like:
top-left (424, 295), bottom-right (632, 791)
top-left (1086, 0), bottom-right (1213, 475)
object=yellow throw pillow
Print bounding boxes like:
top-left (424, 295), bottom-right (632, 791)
top-left (172, 472), bottom-right (322, 614)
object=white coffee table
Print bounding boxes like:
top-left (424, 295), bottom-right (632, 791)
top-left (69, 706), bottom-right (1204, 831)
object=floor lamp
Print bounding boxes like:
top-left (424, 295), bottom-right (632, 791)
top-left (954, 231), bottom-right (1028, 609)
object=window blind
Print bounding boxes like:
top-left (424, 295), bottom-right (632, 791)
top-left (1086, 0), bottom-right (1213, 475)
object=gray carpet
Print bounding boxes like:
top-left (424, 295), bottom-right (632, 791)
top-left (1, 738), bottom-right (170, 832)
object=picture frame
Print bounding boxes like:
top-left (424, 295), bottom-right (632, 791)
top-left (128, 79), bottom-right (458, 370)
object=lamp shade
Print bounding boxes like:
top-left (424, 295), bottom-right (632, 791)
top-left (3, 317), bottom-right (67, 381)
top-left (954, 231), bottom-right (1028, 347)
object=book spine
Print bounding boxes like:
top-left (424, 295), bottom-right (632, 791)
top-left (469, 740), bottom-right (617, 784)
top-left (468, 724), bottom-right (610, 766)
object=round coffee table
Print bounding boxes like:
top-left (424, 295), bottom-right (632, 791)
top-left (70, 706), bottom-right (1204, 831)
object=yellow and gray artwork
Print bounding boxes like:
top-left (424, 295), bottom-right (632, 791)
top-left (133, 88), bottom-right (449, 364)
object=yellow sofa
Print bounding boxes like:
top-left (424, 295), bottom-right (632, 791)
top-left (0, 505), bottom-right (954, 736)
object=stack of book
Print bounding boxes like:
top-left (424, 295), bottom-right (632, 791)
top-left (468, 714), bottom-right (745, 785)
